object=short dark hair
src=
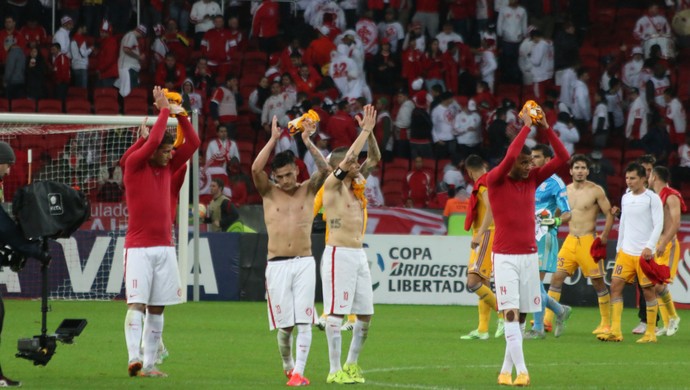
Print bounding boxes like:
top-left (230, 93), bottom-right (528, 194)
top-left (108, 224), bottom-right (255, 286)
top-left (464, 154), bottom-right (486, 171)
top-left (625, 162), bottom-right (646, 177)
top-left (569, 154), bottom-right (592, 169)
top-left (652, 165), bottom-right (670, 183)
top-left (520, 145), bottom-right (532, 156)
top-left (531, 144), bottom-right (554, 158)
top-left (637, 154), bottom-right (656, 165)
top-left (159, 132), bottom-right (175, 148)
top-left (270, 151), bottom-right (296, 171)
top-left (577, 67), bottom-right (589, 78)
top-left (211, 178), bottom-right (225, 188)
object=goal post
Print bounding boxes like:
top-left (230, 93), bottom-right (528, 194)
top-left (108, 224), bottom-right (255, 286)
top-left (0, 112), bottom-right (200, 301)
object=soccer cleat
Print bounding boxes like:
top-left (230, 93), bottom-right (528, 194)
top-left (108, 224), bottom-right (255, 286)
top-left (655, 326), bottom-right (668, 337)
top-left (667, 316), bottom-right (681, 336)
top-left (513, 372), bottom-right (530, 387)
top-left (636, 333), bottom-right (657, 343)
top-left (544, 322), bottom-right (552, 332)
top-left (286, 372), bottom-right (310, 386)
top-left (139, 366), bottom-right (168, 378)
top-left (497, 372), bottom-right (513, 386)
top-left (460, 329), bottom-right (489, 340)
top-left (156, 348), bottom-right (169, 365)
top-left (343, 363), bottom-right (365, 384)
top-left (591, 324), bottom-right (611, 335)
top-left (631, 322), bottom-right (647, 335)
top-left (284, 369), bottom-right (294, 379)
top-left (326, 370), bottom-right (356, 384)
top-left (523, 329), bottom-right (546, 340)
top-left (0, 375), bottom-right (21, 387)
top-left (597, 332), bottom-right (623, 342)
top-left (128, 359), bottom-right (143, 377)
top-left (341, 321), bottom-right (355, 331)
top-left (553, 305), bottom-right (572, 338)
top-left (495, 318), bottom-right (505, 338)
top-left (317, 317), bottom-right (327, 331)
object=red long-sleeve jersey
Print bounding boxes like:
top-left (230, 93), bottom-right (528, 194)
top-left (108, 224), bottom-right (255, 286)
top-left (97, 36), bottom-right (119, 79)
top-left (251, 1), bottom-right (279, 38)
top-left (52, 52), bottom-right (71, 83)
top-left (155, 62), bottom-right (186, 90)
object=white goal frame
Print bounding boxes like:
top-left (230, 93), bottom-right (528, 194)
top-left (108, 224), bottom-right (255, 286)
top-left (0, 112), bottom-right (202, 302)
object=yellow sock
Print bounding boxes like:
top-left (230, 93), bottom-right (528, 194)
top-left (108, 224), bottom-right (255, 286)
top-left (348, 314), bottom-right (356, 322)
top-left (475, 285), bottom-right (495, 333)
top-left (544, 290), bottom-right (561, 325)
top-left (659, 289), bottom-right (678, 320)
top-left (645, 300), bottom-right (658, 336)
top-left (611, 300), bottom-right (623, 336)
top-left (597, 293), bottom-right (611, 327)
top-left (659, 305), bottom-right (669, 329)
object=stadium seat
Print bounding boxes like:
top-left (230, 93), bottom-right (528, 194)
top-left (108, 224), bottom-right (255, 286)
top-left (94, 98), bottom-right (120, 115)
top-left (123, 97), bottom-right (149, 115)
top-left (236, 140), bottom-right (254, 155)
top-left (93, 87), bottom-right (119, 101)
top-left (383, 189), bottom-right (404, 207)
top-left (67, 87), bottom-right (88, 101)
top-left (65, 98), bottom-right (92, 114)
top-left (242, 51), bottom-right (267, 66)
top-left (602, 148), bottom-right (623, 163)
top-left (127, 87), bottom-right (148, 102)
top-left (236, 124), bottom-right (255, 142)
top-left (37, 99), bottom-right (64, 114)
top-left (10, 98), bottom-right (36, 113)
top-left (0, 98), bottom-right (9, 111)
top-left (623, 149), bottom-right (645, 164)
top-left (239, 150), bottom-right (252, 164)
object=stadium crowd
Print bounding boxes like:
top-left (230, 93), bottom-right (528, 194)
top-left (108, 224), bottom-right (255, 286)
top-left (0, 0), bottom-right (689, 209)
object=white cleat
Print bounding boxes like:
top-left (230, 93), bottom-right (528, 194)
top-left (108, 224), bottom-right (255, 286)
top-left (667, 316), bottom-right (681, 336)
top-left (631, 322), bottom-right (647, 335)
top-left (655, 327), bottom-right (668, 337)
top-left (495, 318), bottom-right (505, 338)
top-left (341, 321), bottom-right (355, 331)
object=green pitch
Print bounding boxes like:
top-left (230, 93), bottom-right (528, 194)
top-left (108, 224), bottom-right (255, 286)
top-left (3, 300), bottom-right (689, 389)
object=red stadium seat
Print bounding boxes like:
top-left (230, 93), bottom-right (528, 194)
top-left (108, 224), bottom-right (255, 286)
top-left (11, 98), bottom-right (36, 113)
top-left (123, 97), bottom-right (148, 115)
top-left (65, 98), bottom-right (92, 114)
top-left (94, 98), bottom-right (120, 115)
top-left (93, 87), bottom-right (119, 101)
top-left (0, 98), bottom-right (9, 112)
top-left (67, 87), bottom-right (88, 101)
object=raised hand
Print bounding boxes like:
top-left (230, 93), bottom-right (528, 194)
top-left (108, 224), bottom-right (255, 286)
top-left (271, 115), bottom-right (281, 140)
top-left (139, 117), bottom-right (149, 139)
top-left (153, 86), bottom-right (169, 110)
top-left (355, 104), bottom-right (377, 132)
top-left (518, 106), bottom-right (533, 128)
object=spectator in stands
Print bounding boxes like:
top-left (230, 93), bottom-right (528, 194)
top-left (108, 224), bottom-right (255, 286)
top-left (403, 20), bottom-right (427, 52)
top-left (374, 96), bottom-right (394, 161)
top-left (369, 38), bottom-right (400, 95)
top-left (293, 64), bottom-right (322, 97)
top-left (53, 16), bottom-right (73, 55)
top-left (204, 178), bottom-right (238, 232)
top-left (329, 45), bottom-right (366, 101)
top-left (19, 17), bottom-right (47, 48)
top-left (192, 57), bottom-right (215, 100)
top-left (155, 52), bottom-right (186, 91)
top-left (622, 47), bottom-right (645, 91)
top-left (518, 26), bottom-right (535, 88)
top-left (405, 156), bottom-right (434, 208)
top-left (441, 159), bottom-right (466, 191)
top-left (165, 19), bottom-right (193, 66)
top-left (633, 3), bottom-right (671, 44)
top-left (181, 79), bottom-right (203, 112)
top-left (201, 15), bottom-right (230, 76)
top-left (190, 0), bottom-right (221, 49)
top-left (422, 39), bottom-right (445, 91)
top-left (486, 107), bottom-right (509, 165)
top-left (646, 63), bottom-right (670, 111)
top-left (206, 123), bottom-right (239, 177)
top-left (606, 78), bottom-right (625, 135)
top-left (454, 99), bottom-right (482, 162)
top-left (95, 20), bottom-right (119, 88)
top-left (116, 25), bottom-right (146, 97)
top-left (586, 150), bottom-right (615, 196)
top-left (70, 24), bottom-right (93, 88)
top-left (436, 21), bottom-right (463, 53)
top-left (50, 42), bottom-right (70, 102)
top-left (671, 134), bottom-right (690, 189)
top-left (356, 10), bottom-right (379, 58)
top-left (378, 8), bottom-right (405, 53)
top-left (431, 91), bottom-right (459, 159)
top-left (393, 87), bottom-right (414, 157)
top-left (409, 87), bottom-right (434, 159)
top-left (248, 76), bottom-right (271, 115)
top-left (641, 111), bottom-right (672, 162)
top-left (441, 41), bottom-right (476, 95)
top-left (304, 26), bottom-right (336, 69)
top-left (281, 40), bottom-right (304, 75)
top-left (151, 24), bottom-right (168, 67)
top-left (496, 0), bottom-right (527, 84)
top-left (304, 132), bottom-right (330, 176)
top-left (210, 74), bottom-right (242, 138)
top-left (3, 40), bottom-right (25, 100)
top-left (528, 29), bottom-right (553, 100)
top-left (261, 81), bottom-right (293, 134)
top-left (473, 80), bottom-right (497, 112)
top-left (664, 88), bottom-right (686, 146)
top-left (326, 100), bottom-right (358, 149)
top-left (552, 20), bottom-right (578, 71)
top-left (572, 67), bottom-right (592, 135)
top-left (364, 166), bottom-right (384, 207)
top-left (97, 166), bottom-right (124, 202)
top-left (227, 157), bottom-right (250, 206)
top-left (626, 87), bottom-right (649, 149)
top-left (0, 16), bottom-right (26, 65)
top-left (25, 45), bottom-right (47, 99)
top-left (477, 33), bottom-right (497, 93)
top-left (592, 90), bottom-right (610, 149)
top-left (168, 0), bottom-right (191, 35)
top-left (225, 16), bottom-right (245, 64)
top-left (553, 112), bottom-right (579, 155)
top-left (412, 0), bottom-right (440, 38)
top-left (251, 0), bottom-right (280, 54)
top-left (280, 73), bottom-right (298, 100)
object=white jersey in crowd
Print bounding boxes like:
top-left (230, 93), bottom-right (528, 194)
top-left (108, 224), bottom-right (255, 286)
top-left (70, 39), bottom-right (92, 70)
top-left (364, 175), bottom-right (384, 207)
top-left (436, 31), bottom-right (464, 52)
top-left (248, 89), bottom-right (263, 114)
top-left (476, 0), bottom-right (491, 19)
top-left (356, 18), bottom-right (379, 56)
top-left (553, 121), bottom-right (579, 155)
top-left (53, 26), bottom-right (70, 55)
top-left (679, 144), bottom-right (690, 168)
top-left (334, 35), bottom-right (365, 73)
top-left (151, 37), bottom-right (169, 65)
top-left (431, 102), bottom-right (460, 143)
top-left (403, 33), bottom-right (426, 52)
top-left (571, 79), bottom-right (591, 121)
top-left (378, 21), bottom-right (405, 53)
top-left (666, 97), bottom-right (687, 136)
top-left (617, 188), bottom-right (663, 256)
top-left (648, 76), bottom-right (671, 108)
top-left (496, 5), bottom-right (528, 43)
top-left (625, 95), bottom-right (649, 139)
top-left (304, 146), bottom-right (329, 176)
top-left (606, 90), bottom-right (625, 128)
top-left (329, 49), bottom-right (370, 101)
top-left (453, 110), bottom-right (482, 146)
top-left (556, 67), bottom-right (577, 111)
top-left (261, 93), bottom-right (293, 126)
top-left (634, 14), bottom-right (671, 41)
top-left (622, 58), bottom-right (644, 88)
top-left (493, 0), bottom-right (509, 12)
top-left (478, 49), bottom-right (497, 91)
top-left (190, 0), bottom-right (222, 33)
top-left (304, 0), bottom-right (346, 30)
top-left (118, 31), bottom-right (141, 71)
top-left (206, 138), bottom-right (240, 169)
top-left (442, 165), bottom-right (466, 189)
top-left (592, 102), bottom-right (610, 134)
top-left (518, 38), bottom-right (534, 85)
top-left (530, 39), bottom-right (553, 84)
top-left (395, 100), bottom-right (415, 130)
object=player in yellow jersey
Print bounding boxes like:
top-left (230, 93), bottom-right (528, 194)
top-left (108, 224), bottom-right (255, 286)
top-left (459, 155), bottom-right (503, 340)
top-left (648, 166), bottom-right (685, 336)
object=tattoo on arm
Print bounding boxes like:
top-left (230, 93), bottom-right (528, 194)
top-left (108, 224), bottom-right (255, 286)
top-left (360, 132), bottom-right (382, 178)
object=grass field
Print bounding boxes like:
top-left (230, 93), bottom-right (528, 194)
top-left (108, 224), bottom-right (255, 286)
top-left (2, 300), bottom-right (689, 389)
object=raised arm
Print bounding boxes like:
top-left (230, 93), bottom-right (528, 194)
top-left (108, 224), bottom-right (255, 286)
top-left (125, 87), bottom-right (170, 172)
top-left (302, 120), bottom-right (331, 194)
top-left (360, 130), bottom-right (381, 178)
top-left (170, 110), bottom-right (201, 172)
top-left (488, 108), bottom-right (533, 181)
top-left (252, 116), bottom-right (280, 197)
top-left (535, 116), bottom-right (570, 183)
top-left (595, 186), bottom-right (614, 244)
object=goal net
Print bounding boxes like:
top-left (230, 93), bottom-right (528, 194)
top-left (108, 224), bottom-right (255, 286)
top-left (0, 113), bottom-right (192, 300)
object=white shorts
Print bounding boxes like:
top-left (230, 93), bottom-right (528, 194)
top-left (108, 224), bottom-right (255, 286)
top-left (493, 253), bottom-right (541, 313)
top-left (265, 256), bottom-right (317, 330)
top-left (124, 246), bottom-right (182, 306)
top-left (321, 246), bottom-right (374, 316)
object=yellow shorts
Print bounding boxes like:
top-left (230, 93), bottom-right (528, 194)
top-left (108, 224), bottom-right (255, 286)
top-left (612, 251), bottom-right (652, 287)
top-left (469, 230), bottom-right (494, 280)
top-left (557, 234), bottom-right (605, 278)
top-left (656, 239), bottom-right (680, 280)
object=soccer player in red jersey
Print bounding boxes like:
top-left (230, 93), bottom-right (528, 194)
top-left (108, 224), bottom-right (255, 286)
top-left (488, 105), bottom-right (569, 386)
top-left (122, 86), bottom-right (200, 378)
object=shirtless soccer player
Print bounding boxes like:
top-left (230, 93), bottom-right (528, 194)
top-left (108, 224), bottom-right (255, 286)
top-left (490, 106), bottom-right (569, 386)
top-left (460, 154), bottom-right (502, 340)
top-left (252, 116), bottom-right (330, 386)
top-left (648, 166), bottom-right (685, 336)
top-left (123, 86), bottom-right (200, 378)
top-left (321, 105), bottom-right (377, 385)
top-left (544, 154), bottom-right (614, 335)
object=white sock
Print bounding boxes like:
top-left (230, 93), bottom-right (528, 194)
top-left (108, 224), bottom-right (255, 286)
top-left (124, 309), bottom-right (144, 363)
top-left (500, 341), bottom-right (513, 374)
top-left (519, 321), bottom-right (526, 334)
top-left (293, 324), bottom-right (312, 376)
top-left (505, 321), bottom-right (527, 374)
top-left (325, 316), bottom-right (343, 374)
top-left (277, 328), bottom-right (295, 372)
top-left (142, 313), bottom-right (164, 369)
top-left (345, 319), bottom-right (370, 365)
